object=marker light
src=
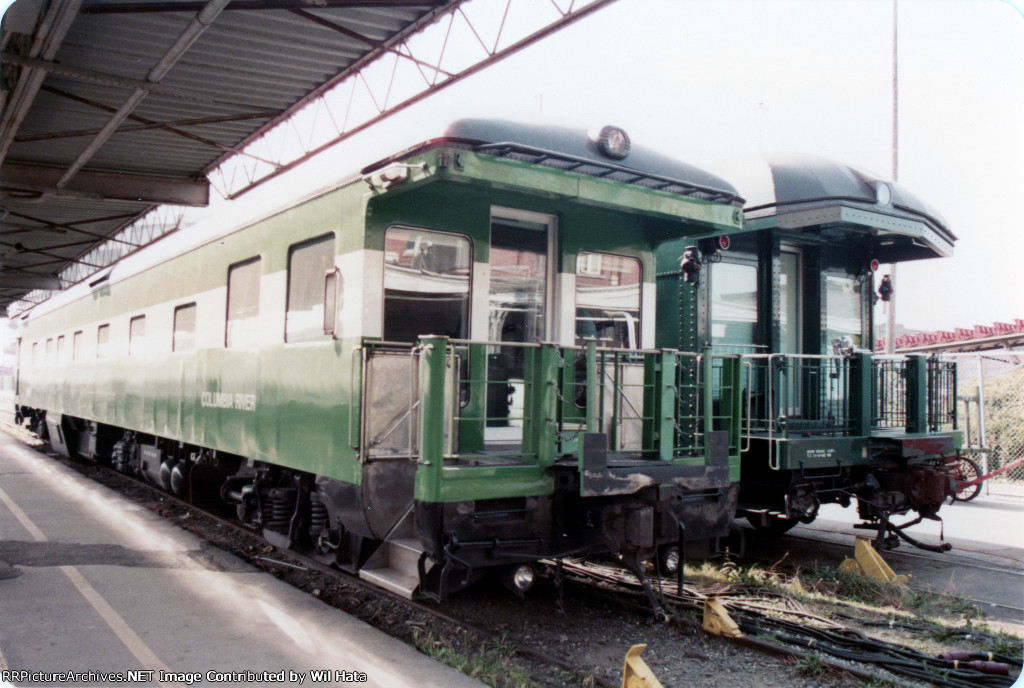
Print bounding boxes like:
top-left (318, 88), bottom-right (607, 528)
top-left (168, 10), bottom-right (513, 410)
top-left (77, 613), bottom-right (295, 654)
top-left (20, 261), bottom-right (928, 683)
top-left (592, 125), bottom-right (631, 160)
top-left (875, 182), bottom-right (892, 206)
top-left (718, 235), bottom-right (731, 251)
top-left (870, 259), bottom-right (880, 272)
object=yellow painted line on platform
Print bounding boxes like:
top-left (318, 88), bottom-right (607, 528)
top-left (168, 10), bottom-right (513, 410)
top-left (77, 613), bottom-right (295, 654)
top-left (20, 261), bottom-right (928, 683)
top-left (0, 484), bottom-right (176, 686)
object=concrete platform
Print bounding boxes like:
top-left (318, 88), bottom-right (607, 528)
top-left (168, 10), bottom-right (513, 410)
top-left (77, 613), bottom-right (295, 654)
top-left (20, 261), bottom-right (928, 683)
top-left (0, 431), bottom-right (485, 688)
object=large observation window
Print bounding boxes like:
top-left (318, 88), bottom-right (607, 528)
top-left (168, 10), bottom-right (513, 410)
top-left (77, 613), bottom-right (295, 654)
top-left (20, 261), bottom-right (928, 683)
top-left (383, 227), bottom-right (471, 343)
top-left (826, 274), bottom-right (863, 349)
top-left (174, 303), bottom-right (197, 352)
top-left (286, 234), bottom-right (335, 343)
top-left (226, 257), bottom-right (261, 348)
top-left (711, 261), bottom-right (758, 350)
top-left (574, 252), bottom-right (641, 348)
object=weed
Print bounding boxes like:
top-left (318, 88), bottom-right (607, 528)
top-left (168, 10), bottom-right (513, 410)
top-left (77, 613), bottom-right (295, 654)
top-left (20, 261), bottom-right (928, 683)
top-left (983, 631), bottom-right (1024, 659)
top-left (411, 629), bottom-right (540, 688)
top-left (858, 676), bottom-right (901, 688)
top-left (795, 651), bottom-right (827, 678)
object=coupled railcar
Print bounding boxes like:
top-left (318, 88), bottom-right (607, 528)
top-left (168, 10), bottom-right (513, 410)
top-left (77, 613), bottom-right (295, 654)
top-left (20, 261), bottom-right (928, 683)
top-left (15, 120), bottom-right (748, 601)
top-left (657, 154), bottom-right (961, 551)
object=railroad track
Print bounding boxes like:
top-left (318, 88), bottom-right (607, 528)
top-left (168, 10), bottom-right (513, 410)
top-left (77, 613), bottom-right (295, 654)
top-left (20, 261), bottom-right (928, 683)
top-left (549, 558), bottom-right (1022, 688)
top-left (7, 422), bottom-right (1022, 688)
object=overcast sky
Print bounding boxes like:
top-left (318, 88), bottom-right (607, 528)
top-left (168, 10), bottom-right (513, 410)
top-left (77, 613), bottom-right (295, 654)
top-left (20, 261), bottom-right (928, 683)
top-left (295, 0), bottom-right (1024, 333)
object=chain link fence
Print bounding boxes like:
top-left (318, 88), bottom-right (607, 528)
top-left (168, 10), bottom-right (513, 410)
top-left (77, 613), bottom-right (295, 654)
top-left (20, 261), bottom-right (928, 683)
top-left (946, 351), bottom-right (1024, 484)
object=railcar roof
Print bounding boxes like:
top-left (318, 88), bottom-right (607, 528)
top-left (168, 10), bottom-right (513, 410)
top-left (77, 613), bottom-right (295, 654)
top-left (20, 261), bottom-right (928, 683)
top-left (722, 153), bottom-right (956, 260)
top-left (365, 119), bottom-right (745, 207)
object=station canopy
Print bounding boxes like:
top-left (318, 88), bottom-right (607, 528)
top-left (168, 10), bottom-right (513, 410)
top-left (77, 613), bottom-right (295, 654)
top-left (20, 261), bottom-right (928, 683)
top-left (0, 0), bottom-right (614, 315)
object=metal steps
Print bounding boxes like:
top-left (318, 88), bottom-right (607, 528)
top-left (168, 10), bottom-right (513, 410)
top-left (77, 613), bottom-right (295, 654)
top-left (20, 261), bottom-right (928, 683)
top-left (358, 538), bottom-right (425, 598)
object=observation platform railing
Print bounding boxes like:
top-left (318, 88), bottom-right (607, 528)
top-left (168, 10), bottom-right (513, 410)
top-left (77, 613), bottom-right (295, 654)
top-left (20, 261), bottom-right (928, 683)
top-left (354, 337), bottom-right (742, 503)
top-left (732, 352), bottom-right (957, 440)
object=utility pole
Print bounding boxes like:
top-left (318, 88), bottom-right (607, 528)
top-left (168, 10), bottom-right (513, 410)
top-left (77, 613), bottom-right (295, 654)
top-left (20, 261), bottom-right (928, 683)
top-left (885, 0), bottom-right (899, 354)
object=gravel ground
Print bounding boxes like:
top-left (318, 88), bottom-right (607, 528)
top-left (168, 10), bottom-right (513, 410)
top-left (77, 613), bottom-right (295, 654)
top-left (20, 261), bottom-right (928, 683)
top-left (9, 429), bottom-right (1018, 688)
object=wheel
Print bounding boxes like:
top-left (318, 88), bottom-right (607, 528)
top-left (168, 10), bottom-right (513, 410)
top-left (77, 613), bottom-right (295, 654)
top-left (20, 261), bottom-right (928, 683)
top-left (953, 456), bottom-right (982, 502)
top-left (745, 514), bottom-right (799, 536)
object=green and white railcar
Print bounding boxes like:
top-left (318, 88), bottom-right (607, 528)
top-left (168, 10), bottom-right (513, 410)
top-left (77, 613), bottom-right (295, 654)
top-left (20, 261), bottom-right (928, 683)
top-left (16, 121), bottom-right (746, 601)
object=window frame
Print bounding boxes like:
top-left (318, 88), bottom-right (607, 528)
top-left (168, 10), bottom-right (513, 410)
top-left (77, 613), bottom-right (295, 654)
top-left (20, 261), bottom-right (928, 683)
top-left (382, 225), bottom-right (474, 343)
top-left (96, 324), bottom-right (111, 359)
top-left (285, 233), bottom-right (336, 344)
top-left (573, 250), bottom-right (643, 349)
top-left (129, 315), bottom-right (146, 356)
top-left (225, 256), bottom-right (262, 348)
top-left (173, 302), bottom-right (198, 353)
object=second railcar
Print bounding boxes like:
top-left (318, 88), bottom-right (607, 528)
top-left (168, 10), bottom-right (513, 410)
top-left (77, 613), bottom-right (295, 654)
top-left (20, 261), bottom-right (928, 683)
top-left (657, 154), bottom-right (962, 551)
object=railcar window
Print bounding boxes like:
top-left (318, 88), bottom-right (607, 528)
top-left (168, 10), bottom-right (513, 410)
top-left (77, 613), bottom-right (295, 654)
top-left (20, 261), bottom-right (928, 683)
top-left (32, 342), bottom-right (38, 365)
top-left (97, 324), bottom-right (110, 359)
top-left (226, 257), bottom-right (261, 348)
top-left (46, 338), bottom-right (53, 364)
top-left (489, 220), bottom-right (548, 344)
top-left (826, 274), bottom-right (863, 349)
top-left (173, 303), bottom-right (197, 352)
top-left (574, 252), bottom-right (641, 348)
top-left (57, 335), bottom-right (66, 363)
top-left (710, 262), bottom-right (759, 350)
top-left (129, 316), bottom-right (146, 356)
top-left (73, 331), bottom-right (83, 361)
top-left (286, 234), bottom-right (335, 342)
top-left (383, 227), bottom-right (471, 343)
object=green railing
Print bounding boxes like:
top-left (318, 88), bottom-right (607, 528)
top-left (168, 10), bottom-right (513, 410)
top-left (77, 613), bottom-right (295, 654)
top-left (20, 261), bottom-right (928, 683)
top-left (730, 352), bottom-right (958, 439)
top-left (379, 336), bottom-right (742, 503)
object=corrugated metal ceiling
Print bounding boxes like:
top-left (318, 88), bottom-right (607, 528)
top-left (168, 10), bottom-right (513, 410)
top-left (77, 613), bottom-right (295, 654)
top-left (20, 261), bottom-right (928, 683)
top-left (0, 0), bottom-right (458, 312)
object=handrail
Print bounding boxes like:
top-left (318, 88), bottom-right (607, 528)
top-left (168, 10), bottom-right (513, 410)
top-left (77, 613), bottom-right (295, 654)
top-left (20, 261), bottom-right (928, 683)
top-left (742, 359), bottom-right (753, 454)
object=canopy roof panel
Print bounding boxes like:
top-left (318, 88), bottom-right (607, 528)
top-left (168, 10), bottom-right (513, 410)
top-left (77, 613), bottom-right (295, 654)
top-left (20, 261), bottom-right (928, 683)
top-left (1, 0), bottom-right (464, 312)
top-left (7, 0), bottom-right (634, 317)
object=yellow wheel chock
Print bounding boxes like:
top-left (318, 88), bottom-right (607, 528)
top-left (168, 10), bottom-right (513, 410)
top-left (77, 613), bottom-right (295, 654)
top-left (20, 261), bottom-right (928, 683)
top-left (621, 644), bottom-right (664, 688)
top-left (702, 597), bottom-right (743, 638)
top-left (839, 538), bottom-right (911, 584)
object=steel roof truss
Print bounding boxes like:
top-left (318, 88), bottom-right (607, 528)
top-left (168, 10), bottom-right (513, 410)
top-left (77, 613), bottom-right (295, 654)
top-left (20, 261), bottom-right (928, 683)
top-left (209, 0), bottom-right (617, 199)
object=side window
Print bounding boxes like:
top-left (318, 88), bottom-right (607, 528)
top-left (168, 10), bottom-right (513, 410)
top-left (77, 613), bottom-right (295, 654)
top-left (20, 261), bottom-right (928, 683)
top-left (174, 303), bottom-right (197, 352)
top-left (129, 316), bottom-right (146, 356)
top-left (383, 227), bottom-right (471, 343)
top-left (73, 331), bottom-right (83, 361)
top-left (286, 234), bottom-right (335, 342)
top-left (710, 261), bottom-right (758, 350)
top-left (97, 324), bottom-right (110, 359)
top-left (826, 273), bottom-right (864, 349)
top-left (226, 257), bottom-right (261, 348)
top-left (574, 252), bottom-right (641, 349)
top-left (32, 342), bottom-right (38, 365)
top-left (46, 338), bottom-right (54, 364)
top-left (56, 335), bottom-right (66, 363)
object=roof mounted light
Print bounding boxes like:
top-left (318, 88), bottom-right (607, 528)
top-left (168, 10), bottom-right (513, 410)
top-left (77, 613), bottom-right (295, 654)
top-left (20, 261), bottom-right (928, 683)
top-left (591, 125), bottom-right (631, 160)
top-left (875, 181), bottom-right (892, 206)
